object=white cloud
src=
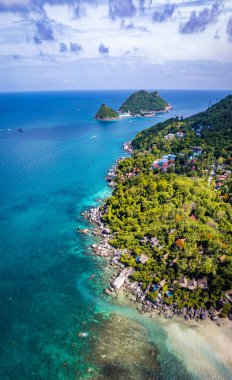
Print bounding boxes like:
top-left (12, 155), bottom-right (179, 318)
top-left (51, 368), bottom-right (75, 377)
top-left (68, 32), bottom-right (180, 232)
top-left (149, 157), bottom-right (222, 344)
top-left (0, 0), bottom-right (231, 90)
top-left (0, 0), bottom-right (30, 6)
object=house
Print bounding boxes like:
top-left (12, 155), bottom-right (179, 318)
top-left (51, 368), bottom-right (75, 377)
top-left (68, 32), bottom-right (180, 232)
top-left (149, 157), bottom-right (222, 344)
top-left (219, 255), bottom-right (226, 263)
top-left (190, 215), bottom-right (197, 221)
top-left (218, 175), bottom-right (227, 181)
top-left (137, 254), bottom-right (149, 264)
top-left (150, 237), bottom-right (159, 247)
top-left (188, 278), bottom-right (197, 290)
top-left (190, 146), bottom-right (203, 156)
top-left (179, 276), bottom-right (188, 288)
top-left (176, 131), bottom-right (184, 138)
top-left (140, 236), bottom-right (149, 244)
top-left (175, 238), bottom-right (186, 249)
top-left (197, 278), bottom-right (208, 290)
top-left (159, 158), bottom-right (169, 166)
top-left (159, 279), bottom-right (166, 288)
top-left (164, 133), bottom-right (175, 140)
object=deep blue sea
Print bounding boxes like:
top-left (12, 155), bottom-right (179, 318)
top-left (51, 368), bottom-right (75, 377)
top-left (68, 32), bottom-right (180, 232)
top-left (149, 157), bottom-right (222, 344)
top-left (0, 90), bottom-right (231, 380)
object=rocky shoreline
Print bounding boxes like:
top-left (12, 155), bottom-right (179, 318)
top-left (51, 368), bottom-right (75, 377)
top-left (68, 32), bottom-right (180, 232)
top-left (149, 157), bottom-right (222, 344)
top-left (80, 146), bottom-right (231, 325)
top-left (82, 205), bottom-right (228, 323)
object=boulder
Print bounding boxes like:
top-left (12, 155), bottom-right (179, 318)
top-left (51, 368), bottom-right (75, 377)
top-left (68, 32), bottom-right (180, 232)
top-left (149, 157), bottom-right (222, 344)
top-left (112, 267), bottom-right (133, 290)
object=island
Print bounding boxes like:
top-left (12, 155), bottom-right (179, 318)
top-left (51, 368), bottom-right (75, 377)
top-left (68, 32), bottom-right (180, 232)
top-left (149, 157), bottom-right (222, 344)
top-left (95, 104), bottom-right (119, 120)
top-left (118, 90), bottom-right (170, 116)
top-left (95, 90), bottom-right (170, 121)
top-left (87, 95), bottom-right (232, 321)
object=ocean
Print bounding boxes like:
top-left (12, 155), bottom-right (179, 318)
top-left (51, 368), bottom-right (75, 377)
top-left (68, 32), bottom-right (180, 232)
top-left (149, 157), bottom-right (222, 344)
top-left (0, 89), bottom-right (231, 380)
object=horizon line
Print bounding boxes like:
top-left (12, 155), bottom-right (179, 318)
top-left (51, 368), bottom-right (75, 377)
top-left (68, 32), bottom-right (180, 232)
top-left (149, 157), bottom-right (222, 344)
top-left (0, 88), bottom-right (231, 95)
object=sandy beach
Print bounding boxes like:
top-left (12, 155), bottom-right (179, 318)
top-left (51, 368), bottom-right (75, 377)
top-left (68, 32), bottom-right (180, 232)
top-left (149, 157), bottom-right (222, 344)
top-left (112, 290), bottom-right (232, 380)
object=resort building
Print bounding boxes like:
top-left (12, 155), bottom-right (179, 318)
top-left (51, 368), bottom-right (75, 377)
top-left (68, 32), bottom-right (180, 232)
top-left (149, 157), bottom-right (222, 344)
top-left (187, 278), bottom-right (197, 291)
top-left (137, 254), bottom-right (149, 264)
top-left (197, 278), bottom-right (208, 290)
top-left (179, 276), bottom-right (188, 288)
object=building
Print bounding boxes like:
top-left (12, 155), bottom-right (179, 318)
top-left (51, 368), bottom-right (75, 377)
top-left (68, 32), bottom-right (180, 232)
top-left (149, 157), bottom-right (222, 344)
top-left (164, 133), bottom-right (175, 140)
top-left (179, 276), bottom-right (188, 288)
top-left (137, 254), bottom-right (149, 264)
top-left (197, 278), bottom-right (208, 290)
top-left (150, 237), bottom-right (159, 247)
top-left (159, 279), bottom-right (166, 288)
top-left (176, 132), bottom-right (184, 138)
top-left (190, 146), bottom-right (203, 156)
top-left (187, 278), bottom-right (197, 290)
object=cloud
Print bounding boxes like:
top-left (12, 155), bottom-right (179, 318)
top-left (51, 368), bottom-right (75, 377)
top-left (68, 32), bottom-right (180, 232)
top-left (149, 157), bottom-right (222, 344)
top-left (70, 42), bottom-right (83, 53)
top-left (109, 0), bottom-right (135, 19)
top-left (34, 17), bottom-right (54, 44)
top-left (226, 17), bottom-right (232, 41)
top-left (120, 20), bottom-right (148, 32)
top-left (180, 1), bottom-right (221, 33)
top-left (98, 43), bottom-right (109, 54)
top-left (152, 3), bottom-right (175, 23)
top-left (0, 0), bottom-right (30, 13)
top-left (59, 42), bottom-right (67, 52)
top-left (60, 41), bottom-right (83, 53)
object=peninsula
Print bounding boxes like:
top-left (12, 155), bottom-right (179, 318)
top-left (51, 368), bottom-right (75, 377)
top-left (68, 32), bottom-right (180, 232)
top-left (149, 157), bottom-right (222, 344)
top-left (95, 104), bottom-right (119, 120)
top-left (119, 90), bottom-right (170, 116)
top-left (88, 95), bottom-right (232, 322)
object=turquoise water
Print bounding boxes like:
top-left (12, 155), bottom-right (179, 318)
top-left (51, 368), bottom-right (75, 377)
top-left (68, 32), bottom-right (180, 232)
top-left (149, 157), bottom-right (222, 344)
top-left (0, 90), bottom-right (231, 379)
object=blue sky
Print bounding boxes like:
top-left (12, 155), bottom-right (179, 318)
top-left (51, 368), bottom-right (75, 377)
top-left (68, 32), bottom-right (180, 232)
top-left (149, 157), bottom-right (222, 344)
top-left (0, 0), bottom-right (231, 91)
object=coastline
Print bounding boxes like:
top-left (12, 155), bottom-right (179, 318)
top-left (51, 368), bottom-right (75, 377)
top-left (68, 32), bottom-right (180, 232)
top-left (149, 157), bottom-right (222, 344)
top-left (95, 104), bottom-right (173, 121)
top-left (81, 146), bottom-right (232, 326)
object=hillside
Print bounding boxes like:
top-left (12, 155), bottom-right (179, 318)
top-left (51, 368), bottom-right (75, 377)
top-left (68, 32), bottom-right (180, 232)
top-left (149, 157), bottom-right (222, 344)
top-left (95, 104), bottom-right (119, 120)
top-left (101, 95), bottom-right (232, 316)
top-left (132, 95), bottom-right (232, 160)
top-left (119, 90), bottom-right (170, 116)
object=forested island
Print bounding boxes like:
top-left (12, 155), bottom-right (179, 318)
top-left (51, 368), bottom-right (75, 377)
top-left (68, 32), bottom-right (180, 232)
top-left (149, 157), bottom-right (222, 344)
top-left (119, 90), bottom-right (170, 116)
top-left (96, 95), bottom-right (232, 320)
top-left (95, 90), bottom-right (170, 120)
top-left (95, 104), bottom-right (119, 120)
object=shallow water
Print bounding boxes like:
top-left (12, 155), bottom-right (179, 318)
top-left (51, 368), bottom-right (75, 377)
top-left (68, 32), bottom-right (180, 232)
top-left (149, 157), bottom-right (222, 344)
top-left (0, 89), bottom-right (231, 379)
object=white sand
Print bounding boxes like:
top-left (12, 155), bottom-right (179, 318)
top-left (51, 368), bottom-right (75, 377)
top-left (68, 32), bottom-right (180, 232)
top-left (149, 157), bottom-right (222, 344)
top-left (153, 316), bottom-right (232, 380)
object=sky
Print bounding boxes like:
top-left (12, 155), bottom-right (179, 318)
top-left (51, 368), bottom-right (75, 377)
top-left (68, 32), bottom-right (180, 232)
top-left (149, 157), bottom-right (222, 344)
top-left (0, 0), bottom-right (231, 91)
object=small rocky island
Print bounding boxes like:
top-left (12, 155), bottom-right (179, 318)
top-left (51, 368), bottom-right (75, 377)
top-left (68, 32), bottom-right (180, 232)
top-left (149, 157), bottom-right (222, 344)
top-left (119, 90), bottom-right (170, 116)
top-left (95, 90), bottom-right (170, 121)
top-left (95, 104), bottom-right (119, 120)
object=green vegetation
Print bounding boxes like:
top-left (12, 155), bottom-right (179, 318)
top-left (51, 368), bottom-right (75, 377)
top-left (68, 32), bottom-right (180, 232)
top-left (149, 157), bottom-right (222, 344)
top-left (133, 95), bottom-right (232, 164)
top-left (95, 104), bottom-right (119, 120)
top-left (119, 90), bottom-right (169, 116)
top-left (102, 95), bottom-right (232, 311)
